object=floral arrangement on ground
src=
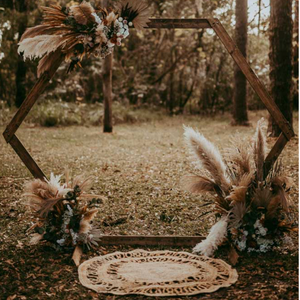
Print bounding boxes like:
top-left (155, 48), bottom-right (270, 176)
top-left (24, 173), bottom-right (105, 265)
top-left (182, 119), bottom-right (297, 264)
top-left (18, 0), bottom-right (150, 77)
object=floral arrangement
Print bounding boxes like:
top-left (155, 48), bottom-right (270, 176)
top-left (182, 120), bottom-right (296, 263)
top-left (17, 0), bottom-right (150, 77)
top-left (24, 173), bottom-right (104, 265)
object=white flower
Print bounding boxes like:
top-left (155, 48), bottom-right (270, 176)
top-left (107, 40), bottom-right (115, 48)
top-left (95, 24), bottom-right (107, 44)
top-left (259, 244), bottom-right (269, 253)
top-left (254, 219), bottom-right (261, 229)
top-left (70, 229), bottom-right (78, 245)
top-left (3, 21), bottom-right (11, 30)
top-left (129, 22), bottom-right (133, 26)
top-left (57, 238), bottom-right (66, 246)
top-left (119, 17), bottom-right (123, 22)
top-left (237, 240), bottom-right (246, 251)
top-left (258, 226), bottom-right (267, 236)
top-left (92, 12), bottom-right (102, 24)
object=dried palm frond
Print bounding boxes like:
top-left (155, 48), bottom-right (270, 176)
top-left (118, 0), bottom-right (150, 30)
top-left (228, 202), bottom-right (248, 228)
top-left (226, 173), bottom-right (253, 205)
top-left (70, 1), bottom-right (96, 25)
top-left (252, 186), bottom-right (273, 209)
top-left (42, 5), bottom-right (68, 25)
top-left (253, 118), bottom-right (267, 182)
top-left (184, 126), bottom-right (231, 192)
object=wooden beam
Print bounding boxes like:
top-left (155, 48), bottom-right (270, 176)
top-left (147, 19), bottom-right (211, 29)
top-left (3, 55), bottom-right (64, 143)
top-left (263, 133), bottom-right (289, 178)
top-left (208, 18), bottom-right (294, 141)
top-left (9, 134), bottom-right (46, 180)
top-left (100, 235), bottom-right (204, 247)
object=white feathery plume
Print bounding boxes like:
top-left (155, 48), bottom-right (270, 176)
top-left (18, 35), bottom-right (67, 60)
top-left (193, 216), bottom-right (228, 256)
top-left (45, 173), bottom-right (71, 197)
top-left (184, 126), bottom-right (231, 192)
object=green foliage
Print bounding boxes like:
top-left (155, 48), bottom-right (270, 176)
top-left (0, 0), bottom-right (273, 115)
top-left (0, 99), bottom-right (166, 127)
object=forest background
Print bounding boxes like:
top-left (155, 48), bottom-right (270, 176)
top-left (0, 0), bottom-right (298, 132)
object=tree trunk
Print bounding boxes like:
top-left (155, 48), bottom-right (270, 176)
top-left (15, 0), bottom-right (28, 108)
top-left (268, 0), bottom-right (293, 136)
top-left (293, 0), bottom-right (299, 110)
top-left (232, 0), bottom-right (249, 126)
top-left (102, 0), bottom-right (113, 133)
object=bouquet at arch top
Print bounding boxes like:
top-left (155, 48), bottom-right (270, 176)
top-left (17, 0), bottom-right (150, 77)
top-left (182, 120), bottom-right (297, 263)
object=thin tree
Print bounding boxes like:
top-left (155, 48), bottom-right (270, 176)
top-left (102, 0), bottom-right (113, 133)
top-left (293, 0), bottom-right (299, 110)
top-left (15, 0), bottom-right (28, 108)
top-left (232, 0), bottom-right (249, 126)
top-left (269, 0), bottom-right (294, 136)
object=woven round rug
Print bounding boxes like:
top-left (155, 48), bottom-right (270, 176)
top-left (78, 250), bottom-right (238, 297)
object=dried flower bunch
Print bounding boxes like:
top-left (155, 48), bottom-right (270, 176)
top-left (18, 0), bottom-right (150, 77)
top-left (183, 120), bottom-right (296, 259)
top-left (24, 173), bottom-right (104, 264)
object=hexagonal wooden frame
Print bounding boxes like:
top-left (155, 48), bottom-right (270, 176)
top-left (2, 18), bottom-right (295, 247)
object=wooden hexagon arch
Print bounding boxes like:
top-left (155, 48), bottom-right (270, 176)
top-left (3, 19), bottom-right (294, 186)
top-left (2, 18), bottom-right (295, 247)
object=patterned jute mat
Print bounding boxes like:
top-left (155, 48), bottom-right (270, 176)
top-left (78, 250), bottom-right (238, 297)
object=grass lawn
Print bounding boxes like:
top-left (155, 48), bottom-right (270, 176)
top-left (0, 111), bottom-right (298, 299)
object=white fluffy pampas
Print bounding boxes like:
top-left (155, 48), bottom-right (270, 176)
top-left (18, 35), bottom-right (67, 60)
top-left (193, 217), bottom-right (228, 256)
top-left (183, 126), bottom-right (231, 192)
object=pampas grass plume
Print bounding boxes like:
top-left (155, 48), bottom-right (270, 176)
top-left (193, 216), bottom-right (228, 256)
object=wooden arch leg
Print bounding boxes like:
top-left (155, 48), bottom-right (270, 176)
top-left (207, 18), bottom-right (295, 178)
top-left (3, 55), bottom-right (64, 180)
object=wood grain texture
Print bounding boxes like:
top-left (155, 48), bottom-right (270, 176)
top-left (100, 235), bottom-right (204, 246)
top-left (3, 54), bottom-right (64, 143)
top-left (147, 19), bottom-right (211, 29)
top-left (9, 134), bottom-right (46, 180)
top-left (263, 133), bottom-right (289, 178)
top-left (208, 18), bottom-right (294, 140)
